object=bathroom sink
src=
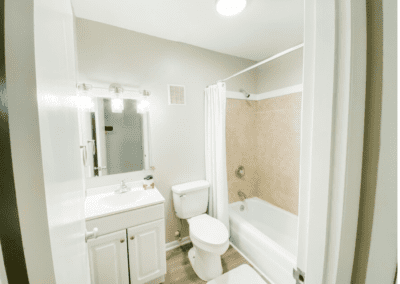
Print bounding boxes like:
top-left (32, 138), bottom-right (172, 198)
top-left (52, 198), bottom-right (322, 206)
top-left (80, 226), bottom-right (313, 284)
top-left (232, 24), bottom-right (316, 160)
top-left (99, 189), bottom-right (147, 207)
top-left (85, 186), bottom-right (165, 220)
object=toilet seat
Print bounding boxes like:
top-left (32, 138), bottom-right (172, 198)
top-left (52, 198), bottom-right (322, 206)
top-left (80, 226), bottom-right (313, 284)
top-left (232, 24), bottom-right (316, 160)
top-left (189, 214), bottom-right (229, 254)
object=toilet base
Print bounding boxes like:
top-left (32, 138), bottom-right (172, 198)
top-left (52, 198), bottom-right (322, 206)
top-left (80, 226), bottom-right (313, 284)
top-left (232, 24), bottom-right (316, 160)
top-left (188, 246), bottom-right (223, 281)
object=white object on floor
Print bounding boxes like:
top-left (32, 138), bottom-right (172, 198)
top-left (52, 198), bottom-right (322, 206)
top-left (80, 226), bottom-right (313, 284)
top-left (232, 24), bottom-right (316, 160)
top-left (207, 264), bottom-right (267, 284)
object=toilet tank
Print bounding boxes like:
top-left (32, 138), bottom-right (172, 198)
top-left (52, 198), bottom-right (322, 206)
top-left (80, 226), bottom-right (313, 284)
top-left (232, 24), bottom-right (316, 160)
top-left (171, 180), bottom-right (210, 219)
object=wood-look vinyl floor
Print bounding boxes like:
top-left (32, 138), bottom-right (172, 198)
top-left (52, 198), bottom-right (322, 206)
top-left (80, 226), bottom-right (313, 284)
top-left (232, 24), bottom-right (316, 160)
top-left (163, 243), bottom-right (253, 284)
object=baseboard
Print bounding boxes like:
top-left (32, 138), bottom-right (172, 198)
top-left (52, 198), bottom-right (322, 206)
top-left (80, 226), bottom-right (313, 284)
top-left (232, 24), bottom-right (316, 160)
top-left (229, 241), bottom-right (275, 284)
top-left (165, 236), bottom-right (191, 251)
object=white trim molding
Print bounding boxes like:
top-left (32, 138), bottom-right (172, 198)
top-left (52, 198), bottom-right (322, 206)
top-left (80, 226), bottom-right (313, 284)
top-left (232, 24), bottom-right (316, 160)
top-left (165, 236), bottom-right (191, 252)
top-left (0, 240), bottom-right (8, 284)
top-left (256, 84), bottom-right (303, 101)
top-left (226, 84), bottom-right (303, 101)
top-left (226, 90), bottom-right (254, 100)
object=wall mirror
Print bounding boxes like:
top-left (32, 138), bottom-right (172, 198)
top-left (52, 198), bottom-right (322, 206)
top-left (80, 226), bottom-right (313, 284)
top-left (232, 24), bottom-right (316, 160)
top-left (78, 92), bottom-right (151, 179)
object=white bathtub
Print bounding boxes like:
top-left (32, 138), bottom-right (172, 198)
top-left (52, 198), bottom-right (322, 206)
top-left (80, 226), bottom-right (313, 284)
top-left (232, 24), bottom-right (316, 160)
top-left (229, 197), bottom-right (298, 284)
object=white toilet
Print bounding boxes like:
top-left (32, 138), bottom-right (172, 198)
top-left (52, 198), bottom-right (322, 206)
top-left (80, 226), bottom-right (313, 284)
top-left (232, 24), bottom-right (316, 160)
top-left (172, 180), bottom-right (230, 281)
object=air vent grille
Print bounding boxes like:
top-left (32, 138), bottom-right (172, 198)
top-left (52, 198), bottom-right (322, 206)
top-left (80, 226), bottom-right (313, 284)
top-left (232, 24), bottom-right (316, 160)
top-left (168, 85), bottom-right (185, 105)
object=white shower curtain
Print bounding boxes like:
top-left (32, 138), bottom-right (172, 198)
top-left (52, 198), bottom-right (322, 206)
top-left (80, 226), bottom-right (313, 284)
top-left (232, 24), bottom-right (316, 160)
top-left (205, 81), bottom-right (230, 234)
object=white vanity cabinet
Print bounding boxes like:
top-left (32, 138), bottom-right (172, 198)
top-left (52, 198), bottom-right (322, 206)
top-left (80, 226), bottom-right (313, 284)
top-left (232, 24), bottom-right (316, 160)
top-left (87, 230), bottom-right (130, 284)
top-left (86, 200), bottom-right (166, 284)
top-left (128, 219), bottom-right (166, 284)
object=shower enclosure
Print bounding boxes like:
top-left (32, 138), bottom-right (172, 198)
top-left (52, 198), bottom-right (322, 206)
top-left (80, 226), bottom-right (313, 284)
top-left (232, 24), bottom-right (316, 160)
top-left (226, 91), bottom-right (302, 284)
top-left (208, 41), bottom-right (304, 284)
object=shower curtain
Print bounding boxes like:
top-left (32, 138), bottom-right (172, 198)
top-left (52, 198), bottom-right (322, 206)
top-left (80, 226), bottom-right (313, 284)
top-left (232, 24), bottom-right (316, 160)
top-left (205, 81), bottom-right (230, 233)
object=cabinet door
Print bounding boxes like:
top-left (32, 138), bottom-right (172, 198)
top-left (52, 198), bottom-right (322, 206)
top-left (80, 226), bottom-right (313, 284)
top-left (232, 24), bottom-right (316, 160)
top-left (127, 219), bottom-right (166, 284)
top-left (87, 230), bottom-right (129, 284)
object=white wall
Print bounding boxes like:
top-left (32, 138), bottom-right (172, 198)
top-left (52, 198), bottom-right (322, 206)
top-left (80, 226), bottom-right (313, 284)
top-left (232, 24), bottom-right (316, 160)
top-left (75, 18), bottom-right (257, 242)
top-left (256, 47), bottom-right (303, 94)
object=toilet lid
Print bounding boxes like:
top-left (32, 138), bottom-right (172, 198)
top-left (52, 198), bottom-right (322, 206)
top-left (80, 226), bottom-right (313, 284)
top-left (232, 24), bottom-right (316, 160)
top-left (190, 214), bottom-right (229, 245)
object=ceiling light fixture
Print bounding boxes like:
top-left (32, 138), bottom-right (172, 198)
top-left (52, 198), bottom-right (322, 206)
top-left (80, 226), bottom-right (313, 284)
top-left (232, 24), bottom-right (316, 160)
top-left (216, 0), bottom-right (247, 16)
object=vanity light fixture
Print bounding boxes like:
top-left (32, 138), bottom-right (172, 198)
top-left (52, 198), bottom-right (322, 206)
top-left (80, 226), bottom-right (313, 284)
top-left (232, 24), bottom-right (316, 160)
top-left (216, 0), bottom-right (247, 16)
top-left (109, 83), bottom-right (124, 113)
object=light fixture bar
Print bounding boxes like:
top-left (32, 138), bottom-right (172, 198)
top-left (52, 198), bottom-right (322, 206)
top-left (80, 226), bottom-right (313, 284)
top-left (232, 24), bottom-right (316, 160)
top-left (76, 83), bottom-right (151, 98)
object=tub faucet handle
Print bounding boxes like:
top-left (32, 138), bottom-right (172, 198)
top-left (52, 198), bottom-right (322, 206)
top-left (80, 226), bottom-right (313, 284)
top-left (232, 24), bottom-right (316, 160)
top-left (238, 190), bottom-right (247, 201)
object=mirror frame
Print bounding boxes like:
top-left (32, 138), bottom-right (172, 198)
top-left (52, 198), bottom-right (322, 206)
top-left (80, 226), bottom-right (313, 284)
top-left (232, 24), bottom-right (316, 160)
top-left (78, 96), bottom-right (153, 186)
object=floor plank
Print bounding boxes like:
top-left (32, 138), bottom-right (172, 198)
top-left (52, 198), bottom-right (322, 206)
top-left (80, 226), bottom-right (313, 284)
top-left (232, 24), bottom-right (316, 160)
top-left (163, 243), bottom-right (253, 284)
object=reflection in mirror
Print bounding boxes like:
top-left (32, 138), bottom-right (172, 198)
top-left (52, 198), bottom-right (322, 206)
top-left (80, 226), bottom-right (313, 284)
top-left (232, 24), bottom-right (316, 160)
top-left (78, 97), bottom-right (150, 178)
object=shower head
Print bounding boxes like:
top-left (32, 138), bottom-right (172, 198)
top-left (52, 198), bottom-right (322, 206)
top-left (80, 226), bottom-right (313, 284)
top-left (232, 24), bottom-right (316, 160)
top-left (239, 88), bottom-right (251, 98)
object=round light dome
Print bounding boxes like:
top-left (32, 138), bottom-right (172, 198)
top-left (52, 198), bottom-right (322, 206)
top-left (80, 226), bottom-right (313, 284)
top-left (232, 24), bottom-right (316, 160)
top-left (216, 0), bottom-right (247, 16)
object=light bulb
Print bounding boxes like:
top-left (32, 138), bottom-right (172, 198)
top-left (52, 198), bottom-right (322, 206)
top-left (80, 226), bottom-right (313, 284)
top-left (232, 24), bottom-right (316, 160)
top-left (137, 99), bottom-right (150, 114)
top-left (111, 98), bottom-right (124, 113)
top-left (216, 0), bottom-right (247, 16)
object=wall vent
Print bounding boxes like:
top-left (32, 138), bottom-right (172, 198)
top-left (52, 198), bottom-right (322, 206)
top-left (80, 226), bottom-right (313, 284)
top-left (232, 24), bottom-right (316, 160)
top-left (168, 85), bottom-right (186, 105)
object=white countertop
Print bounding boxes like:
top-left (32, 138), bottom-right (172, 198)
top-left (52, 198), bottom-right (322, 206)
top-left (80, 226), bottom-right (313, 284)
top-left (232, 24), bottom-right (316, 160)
top-left (85, 182), bottom-right (165, 221)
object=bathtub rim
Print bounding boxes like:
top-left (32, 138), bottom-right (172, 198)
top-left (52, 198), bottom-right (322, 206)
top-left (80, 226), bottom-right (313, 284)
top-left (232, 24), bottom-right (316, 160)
top-left (230, 196), bottom-right (298, 221)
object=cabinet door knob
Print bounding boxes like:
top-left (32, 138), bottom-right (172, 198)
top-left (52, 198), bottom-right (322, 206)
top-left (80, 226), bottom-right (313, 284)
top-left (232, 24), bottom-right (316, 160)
top-left (120, 239), bottom-right (125, 243)
top-left (130, 236), bottom-right (135, 240)
top-left (85, 227), bottom-right (98, 242)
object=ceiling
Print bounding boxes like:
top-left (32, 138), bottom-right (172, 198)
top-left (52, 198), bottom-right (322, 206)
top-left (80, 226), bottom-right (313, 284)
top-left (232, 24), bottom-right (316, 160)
top-left (71, 0), bottom-right (304, 62)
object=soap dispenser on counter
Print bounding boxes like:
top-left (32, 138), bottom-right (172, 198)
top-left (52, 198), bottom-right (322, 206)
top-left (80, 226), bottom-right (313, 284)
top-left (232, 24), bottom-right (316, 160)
top-left (143, 175), bottom-right (155, 190)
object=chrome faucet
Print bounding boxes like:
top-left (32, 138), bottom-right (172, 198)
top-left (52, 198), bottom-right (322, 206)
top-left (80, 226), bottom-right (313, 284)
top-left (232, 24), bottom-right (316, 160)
top-left (115, 180), bottom-right (130, 194)
top-left (238, 190), bottom-right (247, 201)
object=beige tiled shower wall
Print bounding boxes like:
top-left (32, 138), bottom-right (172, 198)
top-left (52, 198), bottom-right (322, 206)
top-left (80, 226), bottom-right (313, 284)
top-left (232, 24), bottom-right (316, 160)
top-left (226, 92), bottom-right (302, 215)
top-left (226, 99), bottom-right (259, 204)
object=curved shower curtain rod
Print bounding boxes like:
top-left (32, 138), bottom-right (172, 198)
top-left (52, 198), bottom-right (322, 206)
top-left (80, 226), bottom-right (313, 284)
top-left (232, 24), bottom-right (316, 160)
top-left (206, 43), bottom-right (304, 88)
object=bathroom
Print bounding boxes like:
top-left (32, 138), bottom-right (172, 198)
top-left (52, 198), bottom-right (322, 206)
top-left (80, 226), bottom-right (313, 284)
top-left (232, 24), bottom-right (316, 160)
top-left (1, 0), bottom-right (396, 284)
top-left (75, 2), bottom-right (304, 280)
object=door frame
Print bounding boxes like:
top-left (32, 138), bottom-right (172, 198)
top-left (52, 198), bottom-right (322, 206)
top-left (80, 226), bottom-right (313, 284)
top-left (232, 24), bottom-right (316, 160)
top-left (298, 0), bottom-right (367, 283)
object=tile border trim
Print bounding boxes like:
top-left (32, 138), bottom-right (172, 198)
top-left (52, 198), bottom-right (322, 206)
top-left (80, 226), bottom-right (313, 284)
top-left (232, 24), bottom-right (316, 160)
top-left (226, 84), bottom-right (303, 101)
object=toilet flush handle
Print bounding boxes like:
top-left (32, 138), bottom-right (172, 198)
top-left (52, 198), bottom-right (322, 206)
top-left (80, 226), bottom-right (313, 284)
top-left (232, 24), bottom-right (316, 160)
top-left (180, 194), bottom-right (186, 198)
